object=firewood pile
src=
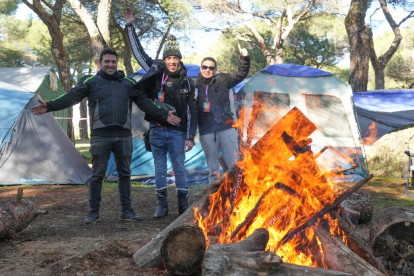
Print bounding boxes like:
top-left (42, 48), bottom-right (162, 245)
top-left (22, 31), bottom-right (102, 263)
top-left (132, 108), bottom-right (393, 276)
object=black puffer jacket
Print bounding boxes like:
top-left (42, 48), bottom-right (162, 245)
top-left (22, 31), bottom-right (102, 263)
top-left (126, 24), bottom-right (198, 141)
top-left (47, 70), bottom-right (168, 135)
top-left (133, 62), bottom-right (198, 141)
top-left (197, 55), bottom-right (250, 136)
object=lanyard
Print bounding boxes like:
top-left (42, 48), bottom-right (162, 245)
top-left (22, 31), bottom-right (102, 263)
top-left (205, 84), bottom-right (209, 102)
top-left (160, 73), bottom-right (169, 93)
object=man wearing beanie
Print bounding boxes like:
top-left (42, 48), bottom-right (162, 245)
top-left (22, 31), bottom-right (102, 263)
top-left (125, 8), bottom-right (198, 218)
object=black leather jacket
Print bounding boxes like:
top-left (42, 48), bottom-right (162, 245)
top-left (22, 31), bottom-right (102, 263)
top-left (47, 70), bottom-right (168, 134)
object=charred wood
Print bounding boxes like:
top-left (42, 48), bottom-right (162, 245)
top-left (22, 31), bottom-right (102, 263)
top-left (315, 225), bottom-right (387, 276)
top-left (370, 206), bottom-right (414, 276)
top-left (230, 182), bottom-right (299, 241)
top-left (277, 174), bottom-right (374, 248)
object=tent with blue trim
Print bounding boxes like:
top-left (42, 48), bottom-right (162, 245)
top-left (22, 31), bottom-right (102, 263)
top-left (0, 81), bottom-right (91, 185)
top-left (239, 64), bottom-right (368, 181)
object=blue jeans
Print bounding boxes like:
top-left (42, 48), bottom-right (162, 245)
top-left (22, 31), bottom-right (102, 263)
top-left (149, 125), bottom-right (188, 192)
top-left (89, 136), bottom-right (132, 212)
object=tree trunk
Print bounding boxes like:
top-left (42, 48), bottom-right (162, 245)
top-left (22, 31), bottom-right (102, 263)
top-left (68, 0), bottom-right (105, 69)
top-left (79, 98), bottom-right (89, 140)
top-left (96, 0), bottom-right (113, 47)
top-left (22, 0), bottom-right (75, 142)
top-left (369, 0), bottom-right (405, 90)
top-left (345, 0), bottom-right (370, 92)
top-left (113, 20), bottom-right (134, 76)
top-left (370, 206), bottom-right (414, 276)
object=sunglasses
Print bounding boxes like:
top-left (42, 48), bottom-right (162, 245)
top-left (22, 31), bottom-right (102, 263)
top-left (201, 65), bottom-right (216, 71)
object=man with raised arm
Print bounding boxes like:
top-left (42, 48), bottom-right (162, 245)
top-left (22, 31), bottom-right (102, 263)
top-left (125, 8), bottom-right (198, 218)
top-left (197, 46), bottom-right (250, 184)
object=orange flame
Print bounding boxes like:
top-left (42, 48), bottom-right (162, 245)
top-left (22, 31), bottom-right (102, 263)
top-left (194, 105), bottom-right (349, 268)
top-left (362, 121), bottom-right (378, 146)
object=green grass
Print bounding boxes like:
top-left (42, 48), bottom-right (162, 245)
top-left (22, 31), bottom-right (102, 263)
top-left (362, 176), bottom-right (414, 216)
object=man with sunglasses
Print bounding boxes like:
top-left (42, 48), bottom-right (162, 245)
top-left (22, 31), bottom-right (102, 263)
top-left (197, 46), bottom-right (250, 184)
top-left (125, 8), bottom-right (198, 218)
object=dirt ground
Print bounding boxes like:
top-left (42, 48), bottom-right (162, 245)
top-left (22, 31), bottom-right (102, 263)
top-left (0, 181), bottom-right (402, 276)
top-left (0, 184), bottom-right (200, 276)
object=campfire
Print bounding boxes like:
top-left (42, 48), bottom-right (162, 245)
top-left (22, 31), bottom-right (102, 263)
top-left (194, 106), bottom-right (348, 267)
top-left (133, 107), bottom-right (389, 276)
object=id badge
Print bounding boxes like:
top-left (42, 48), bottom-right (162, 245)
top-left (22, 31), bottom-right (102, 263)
top-left (158, 92), bottom-right (165, 103)
top-left (203, 101), bottom-right (211, 112)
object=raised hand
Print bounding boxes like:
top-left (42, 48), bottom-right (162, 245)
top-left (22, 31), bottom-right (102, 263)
top-left (167, 110), bottom-right (181, 125)
top-left (30, 99), bottom-right (48, 116)
top-left (238, 43), bottom-right (249, 57)
top-left (125, 7), bottom-right (137, 26)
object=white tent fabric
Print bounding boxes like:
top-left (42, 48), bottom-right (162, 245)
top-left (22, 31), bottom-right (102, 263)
top-left (240, 64), bottom-right (368, 179)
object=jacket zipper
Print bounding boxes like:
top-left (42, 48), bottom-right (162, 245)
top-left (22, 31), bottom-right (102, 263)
top-left (111, 81), bottom-right (116, 125)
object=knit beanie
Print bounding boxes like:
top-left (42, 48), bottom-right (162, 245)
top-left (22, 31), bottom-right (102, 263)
top-left (162, 34), bottom-right (182, 60)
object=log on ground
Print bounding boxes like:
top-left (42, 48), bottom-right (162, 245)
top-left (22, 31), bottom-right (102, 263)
top-left (370, 206), bottom-right (414, 276)
top-left (315, 225), bottom-right (387, 276)
top-left (0, 188), bottom-right (47, 239)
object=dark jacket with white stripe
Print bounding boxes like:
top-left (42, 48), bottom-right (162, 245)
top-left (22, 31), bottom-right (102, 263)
top-left (46, 69), bottom-right (168, 136)
top-left (126, 25), bottom-right (198, 142)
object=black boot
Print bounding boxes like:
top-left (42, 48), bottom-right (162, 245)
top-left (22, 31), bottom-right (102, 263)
top-left (154, 189), bottom-right (168, 218)
top-left (177, 189), bottom-right (190, 215)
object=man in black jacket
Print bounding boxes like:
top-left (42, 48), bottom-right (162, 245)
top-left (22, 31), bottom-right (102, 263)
top-left (197, 47), bottom-right (250, 183)
top-left (125, 8), bottom-right (198, 218)
top-left (31, 48), bottom-right (180, 223)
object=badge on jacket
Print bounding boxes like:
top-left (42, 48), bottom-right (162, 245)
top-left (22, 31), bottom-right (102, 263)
top-left (203, 101), bottom-right (211, 112)
top-left (158, 91), bottom-right (165, 103)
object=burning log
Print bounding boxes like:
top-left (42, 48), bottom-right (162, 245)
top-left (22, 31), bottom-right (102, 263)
top-left (162, 226), bottom-right (353, 276)
top-left (230, 182), bottom-right (300, 241)
top-left (315, 224), bottom-right (387, 276)
top-left (0, 188), bottom-right (47, 239)
top-left (370, 206), bottom-right (414, 276)
top-left (277, 174), bottom-right (374, 248)
top-left (331, 210), bottom-right (391, 276)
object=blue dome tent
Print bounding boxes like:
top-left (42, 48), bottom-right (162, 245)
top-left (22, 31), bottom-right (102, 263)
top-left (0, 81), bottom-right (91, 185)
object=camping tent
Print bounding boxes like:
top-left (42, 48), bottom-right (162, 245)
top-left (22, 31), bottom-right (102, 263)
top-left (239, 64), bottom-right (368, 180)
top-left (0, 81), bottom-right (91, 185)
top-left (353, 90), bottom-right (414, 142)
top-left (0, 67), bottom-right (71, 137)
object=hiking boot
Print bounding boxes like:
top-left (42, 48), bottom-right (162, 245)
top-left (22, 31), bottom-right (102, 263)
top-left (154, 189), bottom-right (168, 218)
top-left (84, 211), bottom-right (100, 224)
top-left (119, 210), bottom-right (142, 221)
top-left (177, 189), bottom-right (190, 215)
